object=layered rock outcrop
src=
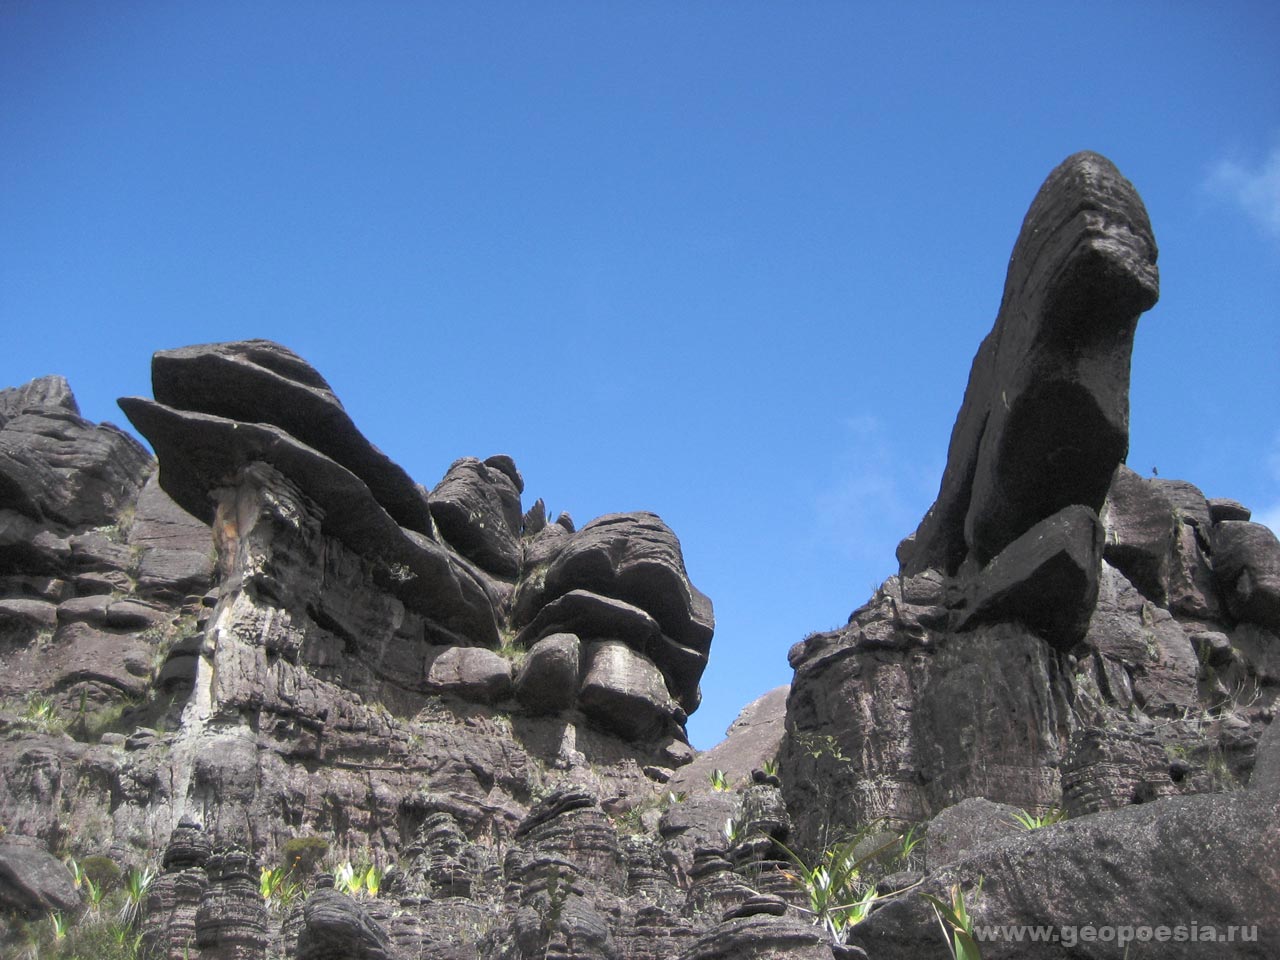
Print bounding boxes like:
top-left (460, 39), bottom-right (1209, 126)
top-left (0, 341), bottom-right (728, 958)
top-left (2, 150), bottom-right (1275, 958)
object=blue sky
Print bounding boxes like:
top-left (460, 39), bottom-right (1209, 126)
top-left (2, 3), bottom-right (1277, 748)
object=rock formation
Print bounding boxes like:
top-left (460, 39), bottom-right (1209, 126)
top-left (1, 341), bottom-right (731, 958)
top-left (781, 152), bottom-right (1277, 953)
top-left (1, 151), bottom-right (1275, 958)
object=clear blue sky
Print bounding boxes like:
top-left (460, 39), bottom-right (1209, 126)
top-left (3, 3), bottom-right (1277, 748)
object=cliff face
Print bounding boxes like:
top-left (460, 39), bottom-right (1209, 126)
top-left (1, 152), bottom-right (1276, 960)
top-left (2, 342), bottom-right (747, 959)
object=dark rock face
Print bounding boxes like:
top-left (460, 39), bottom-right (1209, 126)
top-left (850, 794), bottom-right (1280, 959)
top-left (0, 375), bottom-right (151, 529)
top-left (955, 504), bottom-right (1104, 650)
top-left (1213, 520), bottom-right (1280, 630)
top-left (670, 685), bottom-right (789, 795)
top-left (518, 513), bottom-right (713, 712)
top-left (429, 457), bottom-right (523, 578)
top-left (901, 151), bottom-right (1159, 577)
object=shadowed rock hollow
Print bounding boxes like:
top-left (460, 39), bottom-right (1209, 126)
top-left (1, 151), bottom-right (1275, 958)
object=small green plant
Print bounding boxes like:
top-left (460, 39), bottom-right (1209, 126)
top-left (80, 855), bottom-right (122, 893)
top-left (260, 865), bottom-right (305, 910)
top-left (65, 857), bottom-right (108, 919)
top-left (21, 694), bottom-right (61, 732)
top-left (708, 768), bottom-right (731, 792)
top-left (331, 861), bottom-right (388, 899)
top-left (280, 835), bottom-right (330, 877)
top-left (895, 823), bottom-right (924, 867)
top-left (794, 732), bottom-right (851, 764)
top-left (541, 866), bottom-right (570, 944)
top-left (106, 921), bottom-right (143, 955)
top-left (723, 816), bottom-right (744, 845)
top-left (922, 880), bottom-right (984, 960)
top-left (762, 757), bottom-right (780, 778)
top-left (776, 833), bottom-right (897, 942)
top-left (1009, 807), bottom-right (1065, 830)
top-left (49, 910), bottom-right (70, 940)
top-left (119, 866), bottom-right (155, 927)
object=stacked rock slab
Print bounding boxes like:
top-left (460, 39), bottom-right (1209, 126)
top-left (780, 152), bottom-right (1278, 851)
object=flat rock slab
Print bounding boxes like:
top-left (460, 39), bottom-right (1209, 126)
top-left (151, 340), bottom-right (432, 535)
top-left (957, 504), bottom-right (1104, 650)
top-left (119, 398), bottom-right (498, 645)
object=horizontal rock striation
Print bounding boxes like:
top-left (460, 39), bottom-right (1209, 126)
top-left (1, 343), bottom-right (720, 959)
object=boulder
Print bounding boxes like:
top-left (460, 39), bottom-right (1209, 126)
top-left (1209, 498), bottom-right (1252, 523)
top-left (924, 797), bottom-right (1023, 869)
top-left (902, 152), bottom-right (1159, 575)
top-left (0, 834), bottom-right (81, 918)
top-left (579, 640), bottom-right (680, 741)
top-left (514, 632), bottom-right (581, 714)
top-left (0, 597), bottom-right (58, 637)
top-left (1213, 521), bottom-right (1280, 630)
top-left (0, 509), bottom-right (71, 575)
top-left (424, 645), bottom-right (513, 704)
top-left (296, 887), bottom-right (393, 960)
top-left (429, 456), bottom-right (523, 578)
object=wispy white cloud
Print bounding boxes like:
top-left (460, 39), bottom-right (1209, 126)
top-left (811, 414), bottom-right (942, 571)
top-left (1257, 435), bottom-right (1280, 536)
top-left (1205, 142), bottom-right (1280, 237)
top-left (1255, 504), bottom-right (1280, 537)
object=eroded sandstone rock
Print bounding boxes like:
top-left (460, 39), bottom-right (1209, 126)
top-left (902, 151), bottom-right (1159, 577)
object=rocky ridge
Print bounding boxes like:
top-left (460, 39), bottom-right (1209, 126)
top-left (1, 151), bottom-right (1276, 958)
